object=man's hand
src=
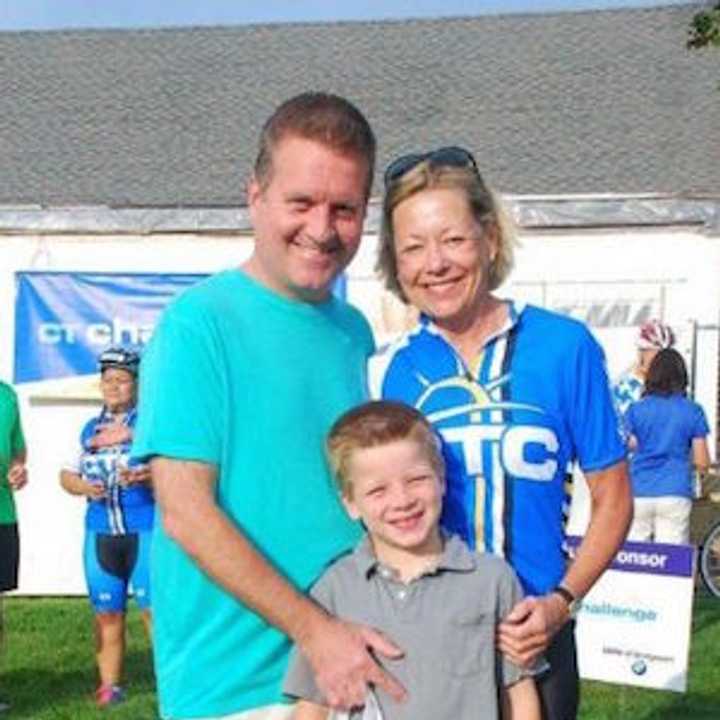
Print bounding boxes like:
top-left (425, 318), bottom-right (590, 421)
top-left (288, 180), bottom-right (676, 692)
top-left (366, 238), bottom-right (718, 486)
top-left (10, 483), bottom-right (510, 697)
top-left (152, 458), bottom-right (405, 712)
top-left (7, 463), bottom-right (28, 491)
top-left (299, 614), bottom-right (406, 710)
top-left (497, 593), bottom-right (569, 667)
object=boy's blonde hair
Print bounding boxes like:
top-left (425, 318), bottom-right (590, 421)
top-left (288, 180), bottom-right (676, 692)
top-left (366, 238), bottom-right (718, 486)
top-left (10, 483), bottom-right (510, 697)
top-left (327, 400), bottom-right (444, 498)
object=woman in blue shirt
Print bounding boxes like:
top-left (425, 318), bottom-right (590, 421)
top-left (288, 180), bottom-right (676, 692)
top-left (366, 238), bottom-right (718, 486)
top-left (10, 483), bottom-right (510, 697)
top-left (625, 348), bottom-right (710, 544)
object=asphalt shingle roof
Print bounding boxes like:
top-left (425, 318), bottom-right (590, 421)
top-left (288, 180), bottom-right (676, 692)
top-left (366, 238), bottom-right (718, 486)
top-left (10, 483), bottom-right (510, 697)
top-left (0, 5), bottom-right (717, 206)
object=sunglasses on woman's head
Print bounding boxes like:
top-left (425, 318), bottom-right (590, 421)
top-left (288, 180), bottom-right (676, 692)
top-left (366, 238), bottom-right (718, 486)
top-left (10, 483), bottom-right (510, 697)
top-left (383, 146), bottom-right (478, 188)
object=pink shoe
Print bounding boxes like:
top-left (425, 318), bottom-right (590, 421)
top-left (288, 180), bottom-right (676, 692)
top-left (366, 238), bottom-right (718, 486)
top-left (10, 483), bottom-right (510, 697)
top-left (95, 684), bottom-right (126, 707)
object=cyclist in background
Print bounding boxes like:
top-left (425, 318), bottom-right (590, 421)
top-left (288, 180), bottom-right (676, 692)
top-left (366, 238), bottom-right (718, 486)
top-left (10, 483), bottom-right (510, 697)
top-left (613, 319), bottom-right (675, 419)
top-left (60, 347), bottom-right (153, 708)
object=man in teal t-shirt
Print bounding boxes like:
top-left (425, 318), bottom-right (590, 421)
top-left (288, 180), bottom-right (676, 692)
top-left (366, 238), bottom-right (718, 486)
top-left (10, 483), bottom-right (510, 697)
top-left (133, 93), bottom-right (404, 720)
top-left (0, 381), bottom-right (28, 714)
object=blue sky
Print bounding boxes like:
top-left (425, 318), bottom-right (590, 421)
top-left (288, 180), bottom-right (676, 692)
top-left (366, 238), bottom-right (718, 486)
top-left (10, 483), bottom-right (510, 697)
top-left (0, 0), bottom-right (693, 32)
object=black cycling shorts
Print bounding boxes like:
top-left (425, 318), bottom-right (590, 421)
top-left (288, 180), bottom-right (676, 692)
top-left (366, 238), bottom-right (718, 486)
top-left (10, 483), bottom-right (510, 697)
top-left (0, 523), bottom-right (19, 592)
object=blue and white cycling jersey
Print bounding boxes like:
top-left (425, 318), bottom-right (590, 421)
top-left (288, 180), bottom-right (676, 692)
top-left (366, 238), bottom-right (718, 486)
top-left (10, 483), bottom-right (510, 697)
top-left (613, 371), bottom-right (643, 417)
top-left (73, 408), bottom-right (154, 535)
top-left (369, 301), bottom-right (625, 596)
top-left (612, 371), bottom-right (644, 440)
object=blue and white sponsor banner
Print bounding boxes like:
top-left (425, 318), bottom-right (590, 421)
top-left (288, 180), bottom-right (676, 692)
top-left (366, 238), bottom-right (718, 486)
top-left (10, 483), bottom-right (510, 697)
top-left (14, 272), bottom-right (207, 383)
top-left (567, 537), bottom-right (695, 692)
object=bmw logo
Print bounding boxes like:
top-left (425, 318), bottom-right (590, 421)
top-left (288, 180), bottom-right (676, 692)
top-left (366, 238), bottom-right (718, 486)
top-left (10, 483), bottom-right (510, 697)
top-left (631, 660), bottom-right (647, 676)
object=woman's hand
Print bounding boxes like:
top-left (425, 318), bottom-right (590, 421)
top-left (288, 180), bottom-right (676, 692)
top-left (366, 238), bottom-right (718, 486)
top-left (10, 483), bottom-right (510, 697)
top-left (85, 481), bottom-right (106, 500)
top-left (497, 594), bottom-right (569, 666)
top-left (89, 423), bottom-right (132, 449)
top-left (60, 469), bottom-right (105, 499)
top-left (119, 465), bottom-right (152, 486)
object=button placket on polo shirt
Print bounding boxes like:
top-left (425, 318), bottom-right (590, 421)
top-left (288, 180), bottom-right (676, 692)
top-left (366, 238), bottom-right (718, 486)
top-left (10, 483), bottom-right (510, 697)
top-left (376, 564), bottom-right (415, 606)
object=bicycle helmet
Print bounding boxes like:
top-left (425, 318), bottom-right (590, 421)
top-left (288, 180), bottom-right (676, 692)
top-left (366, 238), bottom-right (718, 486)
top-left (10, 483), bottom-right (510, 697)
top-left (636, 320), bottom-right (675, 351)
top-left (98, 346), bottom-right (140, 377)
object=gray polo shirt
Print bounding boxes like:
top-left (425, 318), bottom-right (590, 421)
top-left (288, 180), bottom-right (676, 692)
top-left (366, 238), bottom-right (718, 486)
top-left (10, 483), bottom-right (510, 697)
top-left (283, 534), bottom-right (528, 719)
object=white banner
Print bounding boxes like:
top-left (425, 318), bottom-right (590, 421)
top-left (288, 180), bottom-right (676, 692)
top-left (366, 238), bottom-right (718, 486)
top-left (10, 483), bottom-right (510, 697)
top-left (568, 537), bottom-right (695, 692)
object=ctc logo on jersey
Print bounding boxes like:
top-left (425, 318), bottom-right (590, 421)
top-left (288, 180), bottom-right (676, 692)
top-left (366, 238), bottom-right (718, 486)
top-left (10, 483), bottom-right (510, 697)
top-left (414, 373), bottom-right (560, 483)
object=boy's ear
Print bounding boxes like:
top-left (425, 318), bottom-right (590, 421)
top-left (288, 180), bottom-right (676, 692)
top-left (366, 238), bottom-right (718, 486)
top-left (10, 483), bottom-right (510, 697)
top-left (341, 493), bottom-right (361, 521)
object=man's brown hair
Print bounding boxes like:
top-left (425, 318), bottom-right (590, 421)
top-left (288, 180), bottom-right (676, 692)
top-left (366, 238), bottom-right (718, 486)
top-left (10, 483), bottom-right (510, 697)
top-left (253, 92), bottom-right (376, 198)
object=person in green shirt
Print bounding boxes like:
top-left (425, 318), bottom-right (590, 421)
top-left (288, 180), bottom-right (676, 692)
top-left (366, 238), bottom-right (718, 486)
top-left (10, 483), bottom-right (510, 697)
top-left (0, 381), bottom-right (28, 714)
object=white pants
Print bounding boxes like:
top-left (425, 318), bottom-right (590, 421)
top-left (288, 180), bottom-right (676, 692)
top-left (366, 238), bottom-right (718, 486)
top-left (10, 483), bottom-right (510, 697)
top-left (182, 704), bottom-right (294, 720)
top-left (627, 497), bottom-right (692, 544)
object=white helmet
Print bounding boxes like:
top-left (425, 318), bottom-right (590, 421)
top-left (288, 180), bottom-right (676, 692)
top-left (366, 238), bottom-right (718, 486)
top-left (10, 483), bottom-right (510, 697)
top-left (636, 320), bottom-right (675, 350)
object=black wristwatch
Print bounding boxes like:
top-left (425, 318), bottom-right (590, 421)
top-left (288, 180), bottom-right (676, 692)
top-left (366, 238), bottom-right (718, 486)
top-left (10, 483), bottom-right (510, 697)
top-left (552, 584), bottom-right (580, 619)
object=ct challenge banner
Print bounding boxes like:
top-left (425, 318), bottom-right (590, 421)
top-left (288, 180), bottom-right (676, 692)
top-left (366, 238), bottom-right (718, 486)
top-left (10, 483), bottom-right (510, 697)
top-left (14, 272), bottom-right (207, 387)
top-left (568, 537), bottom-right (695, 692)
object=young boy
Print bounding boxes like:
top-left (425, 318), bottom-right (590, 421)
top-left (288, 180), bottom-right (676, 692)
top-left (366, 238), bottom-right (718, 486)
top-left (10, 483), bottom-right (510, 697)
top-left (284, 400), bottom-right (540, 720)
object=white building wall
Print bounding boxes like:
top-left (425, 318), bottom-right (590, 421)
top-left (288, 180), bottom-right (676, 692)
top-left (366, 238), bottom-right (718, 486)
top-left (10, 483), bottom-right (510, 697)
top-left (2, 224), bottom-right (717, 594)
top-left (2, 233), bottom-right (253, 595)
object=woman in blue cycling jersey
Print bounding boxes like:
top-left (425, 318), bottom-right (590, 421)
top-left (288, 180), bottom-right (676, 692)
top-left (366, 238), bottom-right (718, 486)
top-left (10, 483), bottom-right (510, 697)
top-left (60, 347), bottom-right (153, 707)
top-left (369, 147), bottom-right (631, 720)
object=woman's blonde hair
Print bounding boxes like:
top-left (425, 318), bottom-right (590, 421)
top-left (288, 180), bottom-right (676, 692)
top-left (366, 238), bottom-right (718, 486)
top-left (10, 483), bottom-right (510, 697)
top-left (377, 161), bottom-right (516, 302)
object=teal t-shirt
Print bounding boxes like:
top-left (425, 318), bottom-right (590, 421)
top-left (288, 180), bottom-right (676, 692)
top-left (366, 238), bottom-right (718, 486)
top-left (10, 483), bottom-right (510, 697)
top-left (133, 269), bottom-right (372, 718)
top-left (0, 382), bottom-right (26, 525)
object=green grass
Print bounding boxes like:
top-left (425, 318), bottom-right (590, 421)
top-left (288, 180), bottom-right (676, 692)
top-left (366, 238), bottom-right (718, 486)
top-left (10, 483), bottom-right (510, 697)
top-left (2, 598), bottom-right (156, 719)
top-left (2, 592), bottom-right (719, 719)
top-left (578, 589), bottom-right (720, 720)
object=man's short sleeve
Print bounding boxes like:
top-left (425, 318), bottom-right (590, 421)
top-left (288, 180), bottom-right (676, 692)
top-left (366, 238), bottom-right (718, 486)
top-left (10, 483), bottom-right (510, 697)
top-left (567, 328), bottom-right (626, 473)
top-left (132, 305), bottom-right (224, 465)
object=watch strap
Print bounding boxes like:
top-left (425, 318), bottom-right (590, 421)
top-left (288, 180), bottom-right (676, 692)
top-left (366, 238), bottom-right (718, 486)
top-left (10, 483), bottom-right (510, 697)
top-left (552, 584), bottom-right (580, 619)
top-left (552, 584), bottom-right (576, 606)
